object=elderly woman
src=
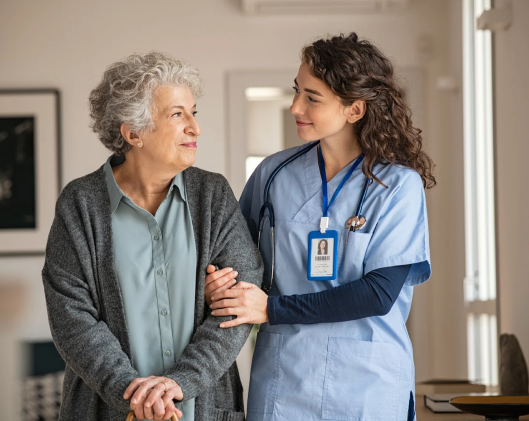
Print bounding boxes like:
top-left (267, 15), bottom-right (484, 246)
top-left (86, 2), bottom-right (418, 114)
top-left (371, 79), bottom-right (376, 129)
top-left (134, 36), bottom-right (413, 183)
top-left (42, 52), bottom-right (262, 421)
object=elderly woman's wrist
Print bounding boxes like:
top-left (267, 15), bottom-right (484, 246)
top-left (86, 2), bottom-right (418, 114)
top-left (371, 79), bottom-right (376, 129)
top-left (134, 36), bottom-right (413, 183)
top-left (164, 373), bottom-right (191, 400)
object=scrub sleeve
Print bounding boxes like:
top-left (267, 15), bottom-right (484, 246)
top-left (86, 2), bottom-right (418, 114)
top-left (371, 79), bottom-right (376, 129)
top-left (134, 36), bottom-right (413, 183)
top-left (365, 170), bottom-right (431, 286)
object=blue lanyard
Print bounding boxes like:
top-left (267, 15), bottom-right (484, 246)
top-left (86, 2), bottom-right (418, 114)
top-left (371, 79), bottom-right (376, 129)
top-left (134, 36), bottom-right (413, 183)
top-left (318, 146), bottom-right (364, 218)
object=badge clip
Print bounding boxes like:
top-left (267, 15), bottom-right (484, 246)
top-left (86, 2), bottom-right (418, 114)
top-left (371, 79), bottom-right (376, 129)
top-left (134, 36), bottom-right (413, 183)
top-left (320, 217), bottom-right (329, 234)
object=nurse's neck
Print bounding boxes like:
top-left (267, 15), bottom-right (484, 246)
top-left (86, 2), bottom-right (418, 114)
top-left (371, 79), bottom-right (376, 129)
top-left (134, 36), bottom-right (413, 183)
top-left (319, 136), bottom-right (362, 182)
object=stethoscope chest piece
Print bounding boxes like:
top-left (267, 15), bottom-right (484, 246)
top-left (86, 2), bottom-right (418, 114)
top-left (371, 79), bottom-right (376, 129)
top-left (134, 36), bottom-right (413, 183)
top-left (346, 215), bottom-right (366, 232)
top-left (345, 215), bottom-right (367, 244)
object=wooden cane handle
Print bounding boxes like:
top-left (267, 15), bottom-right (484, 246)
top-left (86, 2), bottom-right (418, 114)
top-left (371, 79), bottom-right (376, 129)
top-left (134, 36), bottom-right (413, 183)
top-left (126, 410), bottom-right (178, 421)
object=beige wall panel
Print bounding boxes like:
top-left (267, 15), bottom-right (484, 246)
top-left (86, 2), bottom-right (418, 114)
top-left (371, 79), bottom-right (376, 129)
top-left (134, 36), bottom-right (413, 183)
top-left (494, 0), bottom-right (529, 361)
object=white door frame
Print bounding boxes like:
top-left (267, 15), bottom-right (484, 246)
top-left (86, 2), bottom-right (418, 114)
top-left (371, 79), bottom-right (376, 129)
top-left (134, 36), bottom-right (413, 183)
top-left (226, 70), bottom-right (297, 198)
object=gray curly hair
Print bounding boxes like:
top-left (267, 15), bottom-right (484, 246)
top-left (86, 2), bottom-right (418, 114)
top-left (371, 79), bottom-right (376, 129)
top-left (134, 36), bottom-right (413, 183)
top-left (89, 52), bottom-right (203, 155)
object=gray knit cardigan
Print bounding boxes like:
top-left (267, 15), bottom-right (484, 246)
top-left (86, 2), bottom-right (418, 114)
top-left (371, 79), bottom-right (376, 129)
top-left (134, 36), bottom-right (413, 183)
top-left (42, 164), bottom-right (263, 421)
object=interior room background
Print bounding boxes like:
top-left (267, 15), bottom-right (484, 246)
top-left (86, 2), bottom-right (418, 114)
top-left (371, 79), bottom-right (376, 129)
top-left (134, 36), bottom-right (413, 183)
top-left (0, 0), bottom-right (527, 419)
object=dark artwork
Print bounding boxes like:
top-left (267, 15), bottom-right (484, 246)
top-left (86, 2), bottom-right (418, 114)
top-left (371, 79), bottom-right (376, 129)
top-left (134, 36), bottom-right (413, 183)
top-left (23, 341), bottom-right (65, 421)
top-left (0, 117), bottom-right (36, 229)
top-left (27, 341), bottom-right (66, 377)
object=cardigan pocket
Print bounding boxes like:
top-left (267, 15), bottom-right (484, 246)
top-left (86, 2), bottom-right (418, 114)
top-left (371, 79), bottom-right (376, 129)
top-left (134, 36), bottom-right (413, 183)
top-left (212, 407), bottom-right (245, 421)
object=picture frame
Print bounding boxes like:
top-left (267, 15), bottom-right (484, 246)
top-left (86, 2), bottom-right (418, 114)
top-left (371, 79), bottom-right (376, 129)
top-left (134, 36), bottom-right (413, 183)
top-left (0, 89), bottom-right (61, 256)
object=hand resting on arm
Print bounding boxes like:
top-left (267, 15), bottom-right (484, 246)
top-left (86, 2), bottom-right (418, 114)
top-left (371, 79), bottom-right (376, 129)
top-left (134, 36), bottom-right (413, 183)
top-left (206, 264), bottom-right (411, 327)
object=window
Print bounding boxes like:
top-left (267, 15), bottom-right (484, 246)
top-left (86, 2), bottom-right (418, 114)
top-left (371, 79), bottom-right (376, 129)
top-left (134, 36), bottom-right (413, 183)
top-left (245, 156), bottom-right (265, 181)
top-left (462, 0), bottom-right (498, 386)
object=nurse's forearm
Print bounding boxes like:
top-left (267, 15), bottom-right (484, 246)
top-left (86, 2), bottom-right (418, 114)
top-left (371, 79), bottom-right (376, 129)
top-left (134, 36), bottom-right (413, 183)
top-left (267, 264), bottom-right (411, 325)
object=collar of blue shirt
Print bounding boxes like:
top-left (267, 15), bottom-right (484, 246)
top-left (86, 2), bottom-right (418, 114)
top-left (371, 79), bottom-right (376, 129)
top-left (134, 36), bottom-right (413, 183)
top-left (103, 155), bottom-right (187, 214)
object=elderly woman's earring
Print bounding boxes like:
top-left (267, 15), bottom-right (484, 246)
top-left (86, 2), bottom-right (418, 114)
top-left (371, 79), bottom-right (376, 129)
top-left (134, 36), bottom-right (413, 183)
top-left (137, 142), bottom-right (142, 147)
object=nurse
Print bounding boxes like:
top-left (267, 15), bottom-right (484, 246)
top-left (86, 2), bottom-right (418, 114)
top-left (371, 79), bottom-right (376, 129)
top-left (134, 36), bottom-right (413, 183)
top-left (207, 32), bottom-right (435, 421)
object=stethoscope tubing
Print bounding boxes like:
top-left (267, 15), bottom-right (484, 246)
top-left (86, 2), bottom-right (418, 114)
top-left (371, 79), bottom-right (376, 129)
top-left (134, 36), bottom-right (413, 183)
top-left (262, 141), bottom-right (321, 212)
top-left (356, 178), bottom-right (371, 217)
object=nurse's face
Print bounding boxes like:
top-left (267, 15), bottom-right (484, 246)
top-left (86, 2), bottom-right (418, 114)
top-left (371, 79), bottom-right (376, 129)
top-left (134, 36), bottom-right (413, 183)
top-left (290, 62), bottom-right (350, 143)
top-left (290, 62), bottom-right (362, 144)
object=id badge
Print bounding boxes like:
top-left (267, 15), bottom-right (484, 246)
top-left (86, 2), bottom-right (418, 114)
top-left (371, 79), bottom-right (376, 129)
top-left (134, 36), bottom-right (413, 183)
top-left (307, 230), bottom-right (338, 281)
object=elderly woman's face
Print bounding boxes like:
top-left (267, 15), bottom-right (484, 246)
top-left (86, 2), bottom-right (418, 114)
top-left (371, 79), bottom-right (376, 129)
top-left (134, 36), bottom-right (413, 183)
top-left (140, 85), bottom-right (200, 173)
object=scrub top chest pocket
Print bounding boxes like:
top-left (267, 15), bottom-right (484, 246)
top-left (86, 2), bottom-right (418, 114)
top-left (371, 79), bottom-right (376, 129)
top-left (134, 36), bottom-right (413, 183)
top-left (338, 230), bottom-right (373, 281)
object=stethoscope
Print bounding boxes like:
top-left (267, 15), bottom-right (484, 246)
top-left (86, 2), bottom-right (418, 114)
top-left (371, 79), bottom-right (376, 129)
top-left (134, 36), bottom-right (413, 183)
top-left (257, 140), bottom-right (371, 291)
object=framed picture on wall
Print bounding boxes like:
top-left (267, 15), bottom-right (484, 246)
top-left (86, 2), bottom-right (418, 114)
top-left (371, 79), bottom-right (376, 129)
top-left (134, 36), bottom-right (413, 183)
top-left (0, 89), bottom-right (61, 256)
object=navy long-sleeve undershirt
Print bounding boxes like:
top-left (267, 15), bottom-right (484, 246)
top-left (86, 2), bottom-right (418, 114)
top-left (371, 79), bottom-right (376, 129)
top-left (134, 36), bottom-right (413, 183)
top-left (267, 264), bottom-right (411, 325)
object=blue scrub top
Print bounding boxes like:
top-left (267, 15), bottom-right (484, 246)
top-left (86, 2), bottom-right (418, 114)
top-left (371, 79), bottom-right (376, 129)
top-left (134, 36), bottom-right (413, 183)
top-left (240, 142), bottom-right (431, 421)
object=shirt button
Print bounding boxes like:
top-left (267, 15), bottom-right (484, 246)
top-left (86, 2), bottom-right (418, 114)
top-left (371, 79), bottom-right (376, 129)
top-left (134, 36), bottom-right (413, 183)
top-left (161, 309), bottom-right (168, 316)
top-left (157, 269), bottom-right (163, 276)
top-left (153, 235), bottom-right (160, 241)
top-left (165, 350), bottom-right (172, 356)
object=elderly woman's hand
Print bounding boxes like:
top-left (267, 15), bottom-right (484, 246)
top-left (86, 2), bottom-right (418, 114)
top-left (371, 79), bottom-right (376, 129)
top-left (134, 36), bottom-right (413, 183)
top-left (204, 265), bottom-right (238, 306)
top-left (210, 281), bottom-right (269, 328)
top-left (124, 376), bottom-right (183, 420)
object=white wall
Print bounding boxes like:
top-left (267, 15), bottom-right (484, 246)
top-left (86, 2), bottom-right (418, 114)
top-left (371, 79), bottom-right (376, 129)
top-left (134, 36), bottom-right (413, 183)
top-left (494, 0), bottom-right (529, 361)
top-left (0, 0), bottom-right (467, 418)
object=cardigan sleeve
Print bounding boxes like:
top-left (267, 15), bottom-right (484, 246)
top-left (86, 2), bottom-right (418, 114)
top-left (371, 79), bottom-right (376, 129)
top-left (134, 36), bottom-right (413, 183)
top-left (164, 173), bottom-right (264, 400)
top-left (42, 205), bottom-right (138, 414)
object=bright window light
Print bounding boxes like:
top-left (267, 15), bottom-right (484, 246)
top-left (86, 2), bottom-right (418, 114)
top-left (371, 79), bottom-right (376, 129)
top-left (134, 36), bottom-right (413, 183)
top-left (245, 87), bottom-right (285, 101)
top-left (463, 0), bottom-right (498, 386)
top-left (467, 313), bottom-right (498, 386)
top-left (246, 156), bottom-right (265, 181)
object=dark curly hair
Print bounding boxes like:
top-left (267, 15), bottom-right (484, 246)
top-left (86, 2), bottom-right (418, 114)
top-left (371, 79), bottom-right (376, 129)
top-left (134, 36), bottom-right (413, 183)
top-left (301, 33), bottom-right (436, 188)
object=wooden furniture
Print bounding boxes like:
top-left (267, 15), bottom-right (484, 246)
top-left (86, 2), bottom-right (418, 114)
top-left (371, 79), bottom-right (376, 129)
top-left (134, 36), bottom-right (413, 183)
top-left (416, 395), bottom-right (529, 420)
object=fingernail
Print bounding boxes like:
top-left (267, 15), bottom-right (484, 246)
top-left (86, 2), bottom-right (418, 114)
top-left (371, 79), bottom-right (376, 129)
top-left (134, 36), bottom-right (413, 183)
top-left (145, 402), bottom-right (151, 407)
top-left (228, 267), bottom-right (233, 271)
top-left (132, 399), bottom-right (137, 404)
top-left (231, 279), bottom-right (237, 284)
top-left (220, 323), bottom-right (225, 328)
top-left (211, 310), bottom-right (216, 315)
top-left (234, 271), bottom-right (239, 276)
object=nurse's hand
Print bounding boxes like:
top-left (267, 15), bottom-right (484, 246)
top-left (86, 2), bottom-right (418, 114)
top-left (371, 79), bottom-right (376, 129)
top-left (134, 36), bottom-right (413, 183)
top-left (205, 265), bottom-right (239, 306)
top-left (210, 281), bottom-right (268, 328)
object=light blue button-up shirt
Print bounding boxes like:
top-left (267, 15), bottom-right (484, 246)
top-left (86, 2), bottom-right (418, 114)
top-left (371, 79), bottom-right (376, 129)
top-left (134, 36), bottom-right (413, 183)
top-left (104, 156), bottom-right (196, 421)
